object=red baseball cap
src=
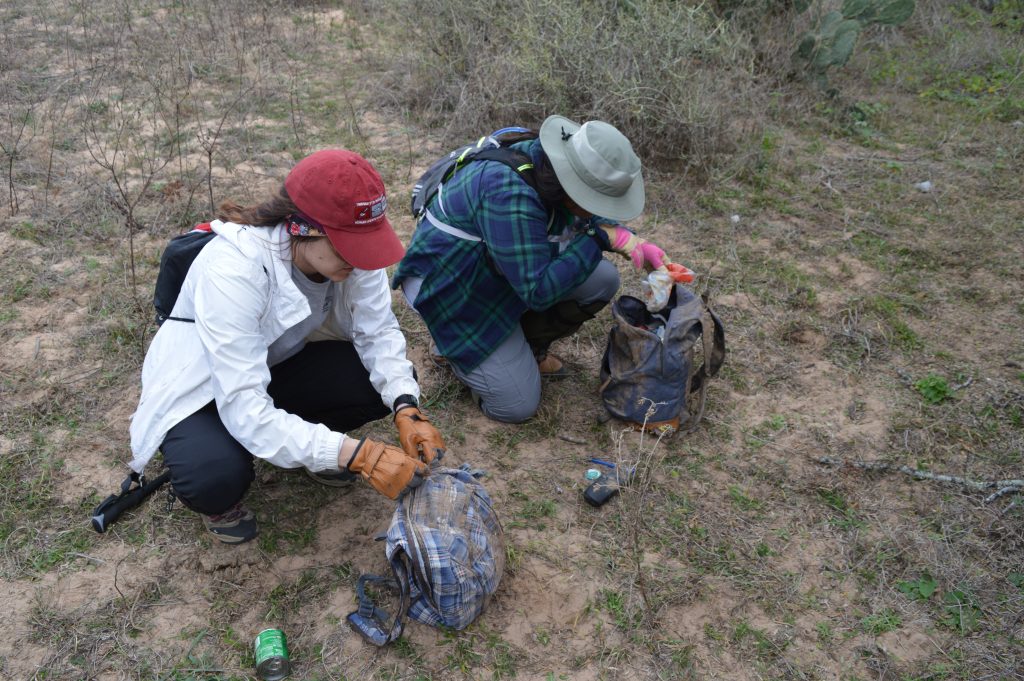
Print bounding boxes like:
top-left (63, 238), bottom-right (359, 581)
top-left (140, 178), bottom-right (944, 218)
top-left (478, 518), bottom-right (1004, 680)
top-left (284, 150), bottom-right (405, 270)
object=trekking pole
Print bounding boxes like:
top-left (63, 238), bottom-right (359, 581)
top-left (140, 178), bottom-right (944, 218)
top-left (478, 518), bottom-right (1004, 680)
top-left (91, 470), bottom-right (171, 533)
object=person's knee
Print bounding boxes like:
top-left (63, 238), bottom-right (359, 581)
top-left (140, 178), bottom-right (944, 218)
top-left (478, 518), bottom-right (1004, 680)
top-left (480, 396), bottom-right (540, 423)
top-left (577, 259), bottom-right (620, 305)
top-left (477, 382), bottom-right (542, 424)
top-left (172, 455), bottom-right (254, 515)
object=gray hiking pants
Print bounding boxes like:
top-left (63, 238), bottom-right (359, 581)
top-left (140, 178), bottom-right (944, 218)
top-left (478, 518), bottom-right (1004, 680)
top-left (403, 259), bottom-right (619, 423)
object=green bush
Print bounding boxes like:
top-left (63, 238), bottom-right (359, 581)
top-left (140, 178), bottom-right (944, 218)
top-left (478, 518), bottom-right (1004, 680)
top-left (914, 373), bottom-right (952, 404)
top-left (372, 0), bottom-right (766, 174)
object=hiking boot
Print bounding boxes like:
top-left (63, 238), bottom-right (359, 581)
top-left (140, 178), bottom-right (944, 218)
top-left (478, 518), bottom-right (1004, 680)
top-left (536, 353), bottom-right (568, 380)
top-left (201, 503), bottom-right (257, 544)
top-left (304, 467), bottom-right (359, 488)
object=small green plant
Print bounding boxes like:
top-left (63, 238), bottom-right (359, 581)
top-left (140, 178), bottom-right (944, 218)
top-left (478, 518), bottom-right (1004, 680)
top-left (704, 623), bottom-right (725, 641)
top-left (915, 374), bottom-right (952, 404)
top-left (520, 499), bottom-right (556, 520)
top-left (600, 589), bottom-right (632, 629)
top-left (728, 486), bottom-right (763, 512)
top-left (747, 414), bottom-right (788, 448)
top-left (444, 631), bottom-right (482, 673)
top-left (794, 0), bottom-right (916, 90)
top-left (860, 608), bottom-right (902, 635)
top-left (664, 639), bottom-right (695, 672)
top-left (11, 222), bottom-right (41, 243)
top-left (846, 100), bottom-right (887, 139)
top-left (486, 632), bottom-right (518, 679)
top-left (940, 589), bottom-right (982, 634)
top-left (817, 488), bottom-right (865, 530)
top-left (890, 319), bottom-right (923, 351)
top-left (920, 62), bottom-right (1024, 121)
top-left (507, 495), bottom-right (558, 530)
top-left (897, 573), bottom-right (937, 600)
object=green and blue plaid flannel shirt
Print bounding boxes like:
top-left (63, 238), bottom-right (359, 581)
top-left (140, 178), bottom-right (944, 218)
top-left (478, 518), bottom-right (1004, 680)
top-left (392, 140), bottom-right (603, 373)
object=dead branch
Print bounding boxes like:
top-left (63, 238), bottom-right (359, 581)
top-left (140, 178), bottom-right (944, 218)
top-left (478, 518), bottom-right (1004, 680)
top-left (816, 457), bottom-right (1023, 503)
top-left (983, 486), bottom-right (1023, 505)
top-left (0, 102), bottom-right (37, 216)
top-left (196, 87), bottom-right (251, 213)
top-left (557, 433), bottom-right (587, 445)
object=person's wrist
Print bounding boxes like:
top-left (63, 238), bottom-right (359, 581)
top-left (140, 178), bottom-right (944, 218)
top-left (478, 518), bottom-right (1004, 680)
top-left (393, 394), bottom-right (418, 413)
top-left (585, 224), bottom-right (611, 251)
top-left (339, 437), bottom-right (363, 470)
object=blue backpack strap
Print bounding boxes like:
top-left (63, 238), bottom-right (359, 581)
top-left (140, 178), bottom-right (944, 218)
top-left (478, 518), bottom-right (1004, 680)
top-left (411, 130), bottom-right (539, 218)
top-left (346, 564), bottom-right (410, 646)
top-left (490, 126), bottom-right (532, 138)
top-left (346, 498), bottom-right (416, 646)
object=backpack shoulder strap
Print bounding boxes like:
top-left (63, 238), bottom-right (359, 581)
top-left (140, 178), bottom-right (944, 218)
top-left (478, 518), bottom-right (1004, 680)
top-left (420, 146), bottom-right (542, 246)
top-left (685, 297), bottom-right (726, 432)
top-left (700, 296), bottom-right (726, 379)
top-left (412, 134), bottom-right (540, 218)
top-left (346, 493), bottom-right (423, 646)
top-left (346, 566), bottom-right (410, 646)
top-left (469, 147), bottom-right (538, 193)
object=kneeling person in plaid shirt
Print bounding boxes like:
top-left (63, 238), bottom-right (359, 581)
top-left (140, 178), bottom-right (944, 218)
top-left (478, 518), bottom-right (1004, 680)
top-left (393, 116), bottom-right (670, 423)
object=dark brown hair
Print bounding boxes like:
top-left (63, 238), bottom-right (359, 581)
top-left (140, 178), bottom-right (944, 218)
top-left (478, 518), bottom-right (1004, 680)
top-left (531, 152), bottom-right (567, 209)
top-left (216, 184), bottom-right (298, 226)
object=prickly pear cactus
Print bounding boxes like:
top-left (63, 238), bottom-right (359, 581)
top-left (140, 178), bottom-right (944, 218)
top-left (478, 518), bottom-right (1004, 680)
top-left (795, 0), bottom-right (916, 89)
top-left (873, 0), bottom-right (915, 25)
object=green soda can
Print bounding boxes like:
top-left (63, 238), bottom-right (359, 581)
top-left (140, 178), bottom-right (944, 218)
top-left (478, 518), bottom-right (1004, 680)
top-left (254, 628), bottom-right (290, 681)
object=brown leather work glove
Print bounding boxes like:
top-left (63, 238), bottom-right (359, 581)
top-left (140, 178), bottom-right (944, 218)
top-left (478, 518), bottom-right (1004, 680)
top-left (346, 438), bottom-right (429, 499)
top-left (394, 406), bottom-right (446, 464)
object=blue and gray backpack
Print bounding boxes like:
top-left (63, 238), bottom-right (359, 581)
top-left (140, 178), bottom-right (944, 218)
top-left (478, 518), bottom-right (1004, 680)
top-left (600, 285), bottom-right (726, 435)
top-left (409, 127), bottom-right (539, 219)
top-left (347, 465), bottom-right (505, 645)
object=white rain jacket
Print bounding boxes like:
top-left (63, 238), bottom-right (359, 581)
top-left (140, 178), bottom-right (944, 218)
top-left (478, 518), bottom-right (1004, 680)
top-left (128, 220), bottom-right (419, 474)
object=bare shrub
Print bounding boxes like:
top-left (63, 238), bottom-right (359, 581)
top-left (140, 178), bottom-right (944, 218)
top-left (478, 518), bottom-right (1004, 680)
top-left (907, 0), bottom-right (1023, 72)
top-left (372, 0), bottom-right (767, 177)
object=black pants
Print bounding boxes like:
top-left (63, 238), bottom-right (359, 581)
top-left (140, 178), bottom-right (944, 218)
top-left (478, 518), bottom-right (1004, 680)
top-left (160, 341), bottom-right (390, 515)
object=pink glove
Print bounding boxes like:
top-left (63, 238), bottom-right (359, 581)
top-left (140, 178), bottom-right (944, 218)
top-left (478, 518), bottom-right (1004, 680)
top-left (631, 241), bottom-right (668, 271)
top-left (598, 225), bottom-right (668, 272)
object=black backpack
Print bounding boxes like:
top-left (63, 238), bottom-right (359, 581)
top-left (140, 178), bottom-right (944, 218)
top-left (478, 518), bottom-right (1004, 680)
top-left (152, 223), bottom-right (216, 325)
top-left (410, 128), bottom-right (540, 218)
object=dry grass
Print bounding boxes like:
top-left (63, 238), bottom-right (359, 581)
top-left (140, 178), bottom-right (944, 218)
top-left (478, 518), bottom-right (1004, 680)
top-left (369, 0), bottom-right (767, 178)
top-left (1, 0), bottom-right (1023, 680)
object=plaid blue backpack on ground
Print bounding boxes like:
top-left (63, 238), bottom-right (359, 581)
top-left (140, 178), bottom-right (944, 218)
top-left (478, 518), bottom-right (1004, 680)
top-left (347, 465), bottom-right (505, 645)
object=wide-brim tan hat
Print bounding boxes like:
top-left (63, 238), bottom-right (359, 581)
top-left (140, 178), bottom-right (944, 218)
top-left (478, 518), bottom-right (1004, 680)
top-left (539, 115), bottom-right (645, 222)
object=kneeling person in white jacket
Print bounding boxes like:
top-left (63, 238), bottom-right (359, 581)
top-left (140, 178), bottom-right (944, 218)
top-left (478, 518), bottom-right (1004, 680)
top-left (129, 149), bottom-right (444, 544)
